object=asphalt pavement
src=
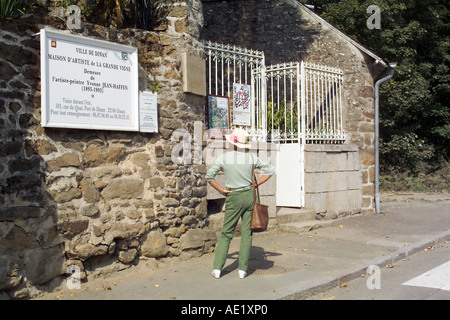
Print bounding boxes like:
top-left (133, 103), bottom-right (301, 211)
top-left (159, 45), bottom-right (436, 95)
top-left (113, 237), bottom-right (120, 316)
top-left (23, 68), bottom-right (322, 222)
top-left (35, 192), bottom-right (450, 301)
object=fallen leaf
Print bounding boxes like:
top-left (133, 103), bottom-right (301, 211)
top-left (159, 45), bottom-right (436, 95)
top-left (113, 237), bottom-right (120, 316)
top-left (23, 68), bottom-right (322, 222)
top-left (155, 284), bottom-right (160, 288)
top-left (304, 263), bottom-right (310, 266)
top-left (170, 296), bottom-right (176, 300)
top-left (386, 264), bottom-right (395, 268)
top-left (339, 225), bottom-right (344, 229)
top-left (340, 283), bottom-right (348, 288)
top-left (103, 284), bottom-right (112, 290)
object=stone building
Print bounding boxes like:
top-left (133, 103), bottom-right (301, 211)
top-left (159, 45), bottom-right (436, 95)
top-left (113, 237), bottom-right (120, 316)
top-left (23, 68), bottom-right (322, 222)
top-left (202, 0), bottom-right (391, 225)
top-left (0, 0), bottom-right (390, 299)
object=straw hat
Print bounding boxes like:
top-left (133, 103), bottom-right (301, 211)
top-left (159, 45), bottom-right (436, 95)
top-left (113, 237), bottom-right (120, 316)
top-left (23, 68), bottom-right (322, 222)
top-left (225, 128), bottom-right (251, 149)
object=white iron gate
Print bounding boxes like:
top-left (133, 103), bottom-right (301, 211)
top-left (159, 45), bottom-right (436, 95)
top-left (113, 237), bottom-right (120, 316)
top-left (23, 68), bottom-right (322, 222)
top-left (203, 41), bottom-right (267, 140)
top-left (203, 41), bottom-right (345, 207)
top-left (261, 62), bottom-right (304, 206)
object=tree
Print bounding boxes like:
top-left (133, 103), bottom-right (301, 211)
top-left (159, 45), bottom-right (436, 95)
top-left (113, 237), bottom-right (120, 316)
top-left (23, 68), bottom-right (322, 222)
top-left (306, 0), bottom-right (450, 174)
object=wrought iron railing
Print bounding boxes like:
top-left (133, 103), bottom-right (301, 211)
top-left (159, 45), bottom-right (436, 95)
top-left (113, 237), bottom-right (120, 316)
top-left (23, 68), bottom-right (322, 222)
top-left (203, 41), bottom-right (345, 144)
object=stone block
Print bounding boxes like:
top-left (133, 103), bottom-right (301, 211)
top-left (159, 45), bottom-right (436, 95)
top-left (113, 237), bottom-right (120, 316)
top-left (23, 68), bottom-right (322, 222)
top-left (305, 172), bottom-right (327, 193)
top-left (180, 228), bottom-right (217, 251)
top-left (117, 248), bottom-right (137, 264)
top-left (149, 176), bottom-right (164, 189)
top-left (347, 151), bottom-right (360, 171)
top-left (27, 244), bottom-right (65, 285)
top-left (161, 197), bottom-right (180, 208)
top-left (82, 145), bottom-right (123, 168)
top-left (80, 179), bottom-right (100, 203)
top-left (326, 152), bottom-right (340, 172)
top-left (260, 195), bottom-right (277, 218)
top-left (361, 148), bottom-right (375, 166)
top-left (46, 153), bottom-right (80, 172)
top-left (327, 190), bottom-right (350, 213)
top-left (304, 192), bottom-right (326, 214)
top-left (102, 178), bottom-right (143, 200)
top-left (347, 189), bottom-right (362, 213)
top-left (141, 229), bottom-right (169, 258)
top-left (181, 52), bottom-right (206, 96)
top-left (66, 243), bottom-right (108, 261)
top-left (50, 187), bottom-right (82, 203)
top-left (57, 220), bottom-right (89, 236)
top-left (348, 171), bottom-right (362, 190)
top-left (327, 171), bottom-right (348, 192)
top-left (326, 189), bottom-right (362, 216)
top-left (304, 151), bottom-right (326, 173)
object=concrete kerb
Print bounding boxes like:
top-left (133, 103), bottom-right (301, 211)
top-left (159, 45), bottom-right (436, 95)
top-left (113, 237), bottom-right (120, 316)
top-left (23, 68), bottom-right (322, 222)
top-left (280, 228), bottom-right (450, 300)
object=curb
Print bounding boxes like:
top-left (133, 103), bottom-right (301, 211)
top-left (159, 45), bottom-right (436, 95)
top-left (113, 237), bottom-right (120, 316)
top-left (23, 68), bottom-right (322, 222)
top-left (278, 228), bottom-right (450, 300)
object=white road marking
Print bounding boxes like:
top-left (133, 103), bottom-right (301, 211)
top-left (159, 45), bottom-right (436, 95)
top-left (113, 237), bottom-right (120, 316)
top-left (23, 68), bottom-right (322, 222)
top-left (402, 261), bottom-right (450, 291)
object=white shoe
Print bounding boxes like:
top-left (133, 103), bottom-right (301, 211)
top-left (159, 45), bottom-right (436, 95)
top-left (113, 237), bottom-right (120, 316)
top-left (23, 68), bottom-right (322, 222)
top-left (238, 270), bottom-right (247, 279)
top-left (211, 269), bottom-right (221, 279)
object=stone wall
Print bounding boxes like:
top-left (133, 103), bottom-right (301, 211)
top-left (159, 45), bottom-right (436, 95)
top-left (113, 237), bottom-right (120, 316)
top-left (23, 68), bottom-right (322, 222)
top-left (201, 0), bottom-right (383, 214)
top-left (0, 0), bottom-right (215, 299)
top-left (304, 145), bottom-right (362, 219)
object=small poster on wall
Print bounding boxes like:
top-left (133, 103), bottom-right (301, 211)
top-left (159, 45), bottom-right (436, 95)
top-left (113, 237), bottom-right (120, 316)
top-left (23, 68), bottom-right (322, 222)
top-left (207, 95), bottom-right (230, 131)
top-left (139, 91), bottom-right (158, 133)
top-left (233, 83), bottom-right (251, 126)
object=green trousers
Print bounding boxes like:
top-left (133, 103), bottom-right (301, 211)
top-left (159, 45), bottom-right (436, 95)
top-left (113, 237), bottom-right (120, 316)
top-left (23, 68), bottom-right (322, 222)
top-left (213, 188), bottom-right (254, 272)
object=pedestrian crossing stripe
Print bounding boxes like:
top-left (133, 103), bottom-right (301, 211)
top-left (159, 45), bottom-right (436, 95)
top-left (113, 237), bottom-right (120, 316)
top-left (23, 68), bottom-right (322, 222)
top-left (402, 261), bottom-right (450, 291)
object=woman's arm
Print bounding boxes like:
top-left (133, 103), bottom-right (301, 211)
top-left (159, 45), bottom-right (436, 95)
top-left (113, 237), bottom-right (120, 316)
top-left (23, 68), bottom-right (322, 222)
top-left (253, 156), bottom-right (275, 186)
top-left (255, 174), bottom-right (271, 187)
top-left (208, 179), bottom-right (233, 196)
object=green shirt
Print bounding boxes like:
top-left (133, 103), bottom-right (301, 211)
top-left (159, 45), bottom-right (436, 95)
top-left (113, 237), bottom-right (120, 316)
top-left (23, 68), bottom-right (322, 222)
top-left (205, 151), bottom-right (276, 189)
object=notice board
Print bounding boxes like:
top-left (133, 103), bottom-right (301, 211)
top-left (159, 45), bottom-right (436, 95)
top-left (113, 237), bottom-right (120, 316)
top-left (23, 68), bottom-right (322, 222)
top-left (40, 28), bottom-right (139, 131)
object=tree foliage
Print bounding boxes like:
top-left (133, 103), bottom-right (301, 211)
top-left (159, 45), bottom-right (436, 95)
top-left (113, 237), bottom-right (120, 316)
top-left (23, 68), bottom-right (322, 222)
top-left (304, 0), bottom-right (450, 174)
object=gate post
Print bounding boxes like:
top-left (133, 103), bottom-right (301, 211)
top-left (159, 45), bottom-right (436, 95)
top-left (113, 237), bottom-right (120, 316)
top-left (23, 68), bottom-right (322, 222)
top-left (300, 61), bottom-right (306, 206)
top-left (260, 57), bottom-right (267, 141)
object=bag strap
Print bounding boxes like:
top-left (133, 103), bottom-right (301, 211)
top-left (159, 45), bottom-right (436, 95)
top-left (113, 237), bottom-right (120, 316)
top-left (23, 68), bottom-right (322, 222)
top-left (251, 154), bottom-right (261, 204)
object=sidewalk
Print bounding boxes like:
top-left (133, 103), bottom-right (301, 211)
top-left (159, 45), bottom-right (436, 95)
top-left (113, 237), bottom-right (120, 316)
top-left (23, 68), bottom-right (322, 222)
top-left (36, 193), bottom-right (450, 300)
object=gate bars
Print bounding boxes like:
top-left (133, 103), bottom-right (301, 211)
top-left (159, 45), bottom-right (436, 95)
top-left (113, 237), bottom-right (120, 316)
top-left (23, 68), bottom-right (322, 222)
top-left (202, 41), bottom-right (266, 140)
top-left (303, 62), bottom-right (345, 143)
top-left (203, 41), bottom-right (345, 144)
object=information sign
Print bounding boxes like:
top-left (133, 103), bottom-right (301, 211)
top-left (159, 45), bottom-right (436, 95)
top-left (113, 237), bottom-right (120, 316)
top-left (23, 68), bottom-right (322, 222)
top-left (40, 28), bottom-right (139, 131)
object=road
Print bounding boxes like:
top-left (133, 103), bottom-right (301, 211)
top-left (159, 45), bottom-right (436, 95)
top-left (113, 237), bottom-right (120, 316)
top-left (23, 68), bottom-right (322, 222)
top-left (308, 238), bottom-right (450, 300)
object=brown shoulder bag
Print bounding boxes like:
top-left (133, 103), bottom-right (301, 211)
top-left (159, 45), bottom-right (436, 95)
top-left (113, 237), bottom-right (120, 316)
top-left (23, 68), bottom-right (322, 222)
top-left (250, 156), bottom-right (269, 232)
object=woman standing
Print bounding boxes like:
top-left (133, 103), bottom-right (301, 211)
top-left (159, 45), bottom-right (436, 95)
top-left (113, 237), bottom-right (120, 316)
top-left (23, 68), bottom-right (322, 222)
top-left (205, 128), bottom-right (275, 279)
